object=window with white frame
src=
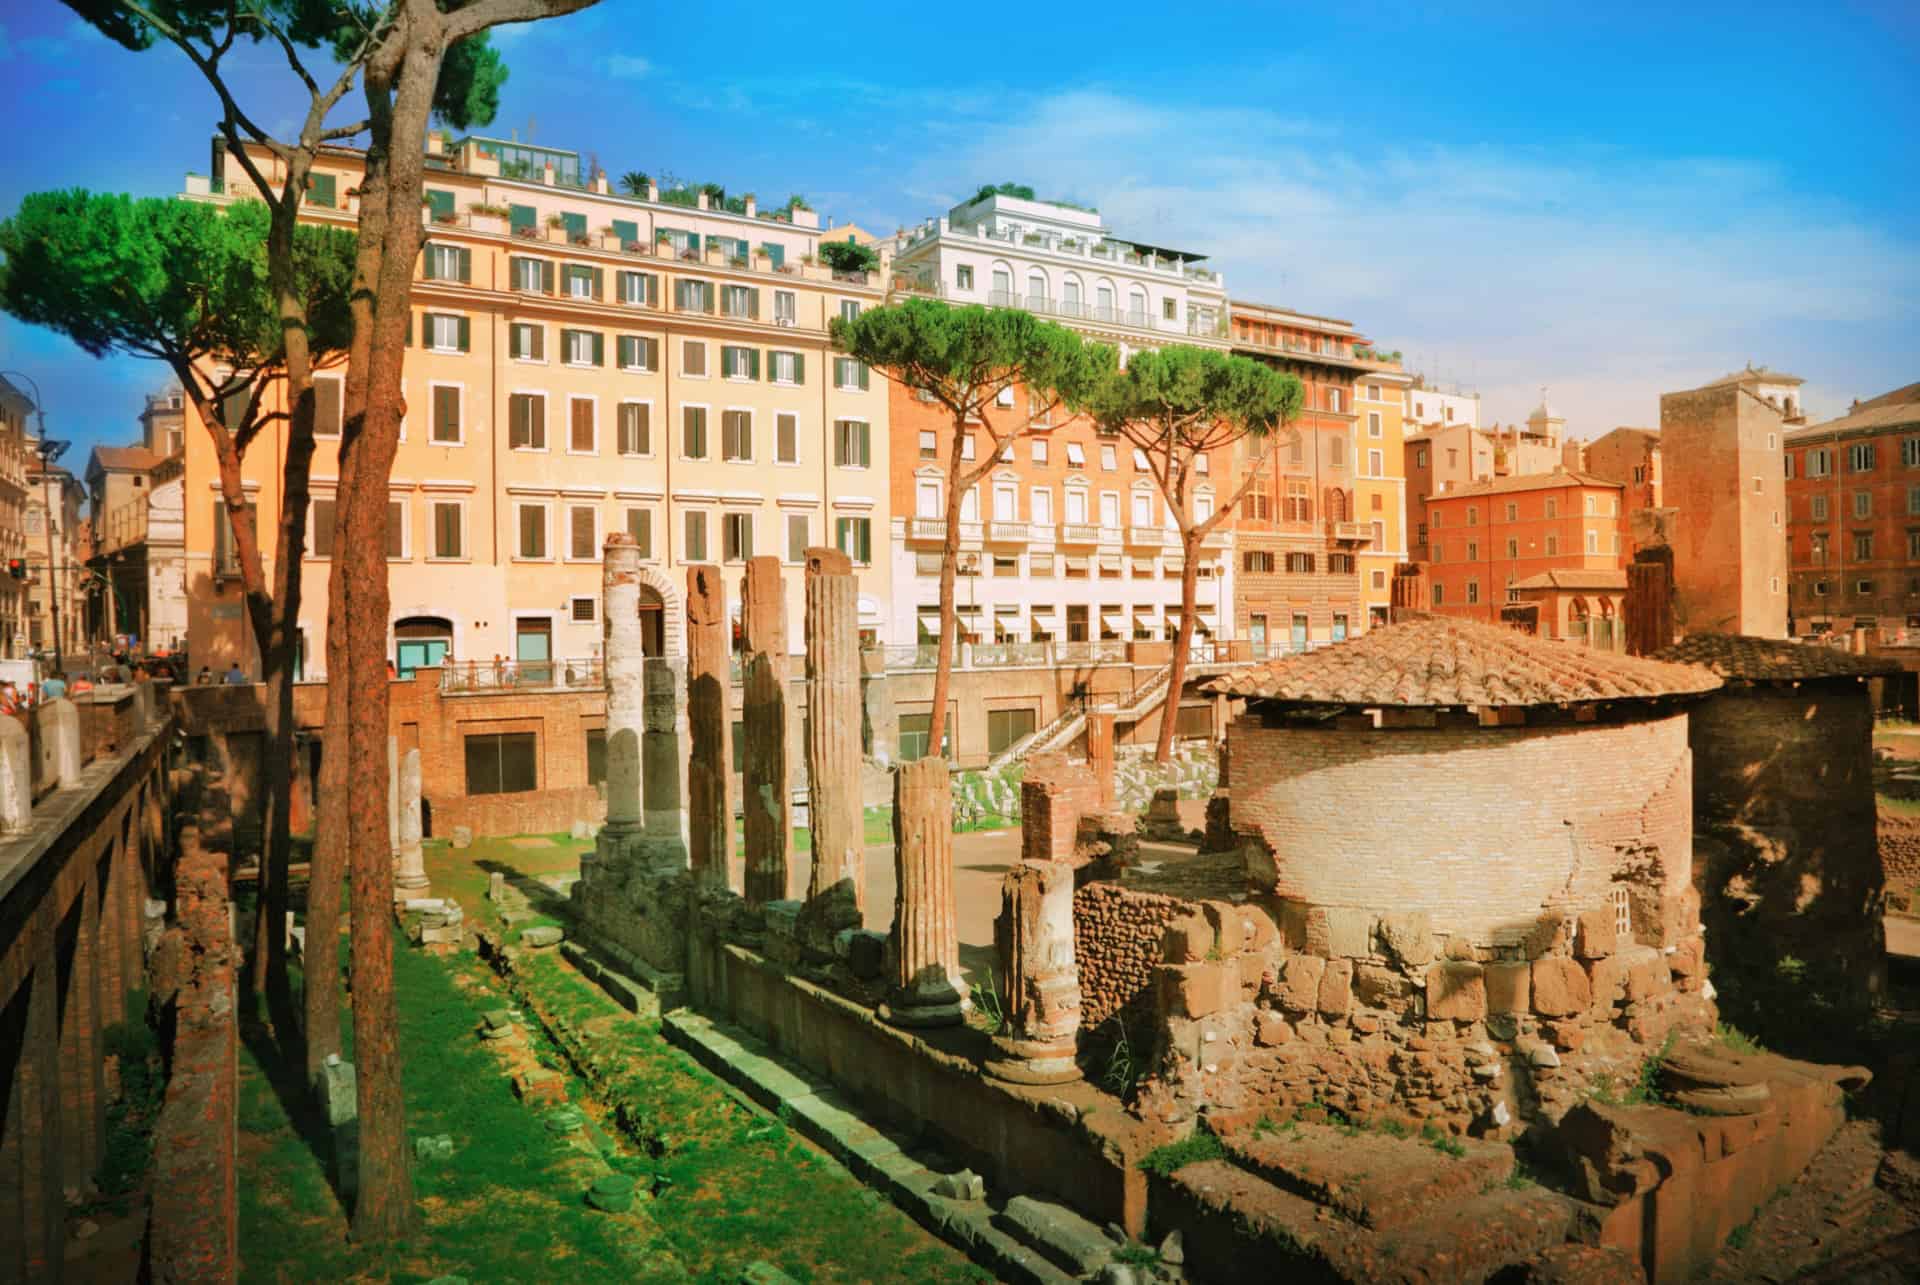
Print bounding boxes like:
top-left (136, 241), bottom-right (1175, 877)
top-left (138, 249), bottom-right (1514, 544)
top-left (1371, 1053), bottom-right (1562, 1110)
top-left (722, 409), bottom-right (752, 461)
top-left (384, 498), bottom-right (409, 560)
top-left (777, 413), bottom-right (798, 464)
top-left (1032, 438), bottom-right (1049, 465)
top-left (429, 500), bottom-right (464, 560)
top-left (915, 480), bottom-right (941, 518)
top-left (785, 513), bottom-right (808, 563)
top-left (1368, 410), bottom-right (1382, 438)
top-left (618, 270), bottom-right (657, 307)
top-left (682, 340), bottom-right (707, 377)
top-left (1586, 529), bottom-right (1599, 554)
top-left (682, 406), bottom-right (708, 459)
top-left (562, 328), bottom-right (601, 366)
top-left (722, 511), bottom-right (753, 562)
top-left (509, 322), bottom-right (545, 362)
top-left (568, 397), bottom-right (596, 453)
top-left (430, 385), bottom-right (462, 444)
top-left (836, 516), bottom-right (872, 564)
top-left (425, 312), bottom-right (467, 352)
top-left (769, 350), bottom-right (801, 385)
top-left (617, 402), bottom-right (650, 456)
top-left (1031, 488), bottom-right (1052, 525)
top-left (683, 509), bottom-right (707, 561)
top-left (517, 502), bottom-right (549, 559)
top-left (509, 393), bottom-right (546, 450)
top-left (773, 290), bottom-right (796, 324)
top-left (1066, 442), bottom-right (1086, 469)
top-left (617, 335), bottom-right (657, 372)
top-left (834, 419), bottom-right (871, 468)
top-left (833, 358), bottom-right (870, 391)
top-left (568, 504), bottom-right (598, 559)
top-left (626, 508), bottom-right (652, 558)
top-left (1368, 449), bottom-right (1383, 477)
top-left (1065, 488), bottom-right (1088, 523)
top-left (570, 596), bottom-right (597, 624)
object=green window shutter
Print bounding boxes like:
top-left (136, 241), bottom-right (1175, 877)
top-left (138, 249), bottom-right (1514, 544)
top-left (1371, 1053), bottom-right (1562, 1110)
top-left (422, 245), bottom-right (438, 280)
top-left (405, 311), bottom-right (413, 346)
top-left (761, 242), bottom-right (785, 269)
top-left (860, 423), bottom-right (871, 468)
top-left (592, 268), bottom-right (604, 300)
top-left (510, 326), bottom-right (524, 360)
top-left (795, 354), bottom-right (804, 385)
top-left (426, 188), bottom-right (455, 219)
top-left (458, 247), bottom-right (471, 283)
top-left (562, 211), bottom-right (587, 239)
top-left (542, 261), bottom-right (555, 294)
top-left (749, 349), bottom-right (761, 380)
top-left (611, 218), bottom-right (638, 245)
top-left (858, 363), bottom-right (870, 391)
top-left (457, 315), bottom-right (471, 352)
top-left (510, 203), bottom-right (536, 233)
top-left (307, 173), bottom-right (337, 208)
top-left (591, 333), bottom-right (604, 366)
top-left (688, 232), bottom-right (701, 253)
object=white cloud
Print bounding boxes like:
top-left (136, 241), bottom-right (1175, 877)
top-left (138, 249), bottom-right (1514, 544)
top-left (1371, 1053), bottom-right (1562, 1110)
top-left (604, 54), bottom-right (652, 79)
top-left (887, 91), bottom-right (1920, 434)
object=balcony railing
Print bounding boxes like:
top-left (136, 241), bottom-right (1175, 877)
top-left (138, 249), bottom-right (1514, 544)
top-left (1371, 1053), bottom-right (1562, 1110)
top-left (1200, 530), bottom-right (1231, 549)
top-left (1330, 521), bottom-right (1372, 543)
top-left (1057, 522), bottom-right (1101, 544)
top-left (1126, 526), bottom-right (1169, 546)
top-left (985, 520), bottom-right (1032, 543)
top-left (440, 656), bottom-right (603, 692)
top-left (907, 517), bottom-right (945, 541)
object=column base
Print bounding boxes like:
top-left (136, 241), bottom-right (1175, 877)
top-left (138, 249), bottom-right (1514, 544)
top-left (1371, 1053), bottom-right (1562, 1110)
top-left (984, 1035), bottom-right (1083, 1085)
top-left (880, 981), bottom-right (970, 1029)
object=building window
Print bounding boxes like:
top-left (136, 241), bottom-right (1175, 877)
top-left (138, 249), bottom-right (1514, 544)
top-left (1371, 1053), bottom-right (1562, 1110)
top-left (834, 419), bottom-right (871, 468)
top-left (987, 708), bottom-right (1037, 755)
top-left (769, 350), bottom-right (801, 384)
top-left (1100, 444), bottom-right (1118, 471)
top-left (836, 516), bottom-right (873, 564)
top-left (774, 412), bottom-right (798, 465)
top-left (618, 270), bottom-right (658, 307)
top-left (722, 409), bottom-right (753, 462)
top-left (1855, 533), bottom-right (1874, 560)
top-left (721, 345), bottom-right (760, 380)
top-left (1368, 411), bottom-right (1382, 438)
top-left (561, 264), bottom-right (600, 300)
top-left (1329, 435), bottom-right (1347, 469)
top-left (1811, 494), bottom-right (1829, 521)
top-left (785, 514), bottom-right (808, 563)
top-left (569, 397), bottom-right (596, 453)
top-left (430, 500), bottom-right (464, 560)
top-left (1033, 439), bottom-right (1049, 465)
top-left (1545, 534), bottom-right (1558, 555)
top-left (1415, 446), bottom-right (1428, 468)
top-left (568, 505), bottom-right (598, 560)
top-left (509, 322), bottom-right (545, 362)
top-left (1467, 505), bottom-right (1479, 526)
top-left (424, 312), bottom-right (468, 353)
top-left (1066, 443), bottom-right (1086, 470)
top-left (682, 340), bottom-right (707, 377)
top-left (1506, 538), bottom-right (1519, 558)
top-left (627, 508), bottom-right (653, 559)
top-left (617, 335), bottom-right (657, 372)
top-left (1328, 388), bottom-right (1342, 413)
top-left (721, 285), bottom-right (759, 320)
top-left (897, 713), bottom-right (951, 762)
top-left (956, 265), bottom-right (974, 290)
top-left (1903, 437), bottom-right (1920, 469)
top-left (1854, 491), bottom-right (1872, 518)
top-left (1585, 530), bottom-right (1599, 554)
top-left (1544, 497), bottom-right (1557, 518)
top-left (465, 732), bottom-right (536, 796)
top-left (618, 402), bottom-right (651, 456)
top-left (1367, 448), bottom-right (1383, 477)
top-left (509, 392), bottom-right (546, 450)
top-left (1466, 580), bottom-right (1480, 605)
top-left (1285, 552), bottom-right (1314, 573)
top-left (430, 385), bottom-right (461, 443)
top-left (1857, 578), bottom-right (1873, 595)
top-left (674, 279), bottom-right (715, 313)
top-left (1806, 448), bottom-right (1832, 477)
top-left (562, 328), bottom-right (602, 367)
top-left (570, 596), bottom-right (597, 625)
top-left (723, 512), bottom-right (753, 562)
top-left (1850, 443), bottom-right (1877, 472)
top-left (516, 503), bottom-right (548, 559)
top-left (1432, 583), bottom-right (1444, 605)
top-left (1243, 551), bottom-right (1274, 573)
top-left (833, 358), bottom-right (870, 391)
top-left (684, 510), bottom-right (707, 562)
top-left (1505, 502), bottom-right (1519, 521)
top-left (683, 406), bottom-right (709, 459)
top-left (1328, 553), bottom-right (1355, 574)
top-left (509, 255), bottom-right (550, 293)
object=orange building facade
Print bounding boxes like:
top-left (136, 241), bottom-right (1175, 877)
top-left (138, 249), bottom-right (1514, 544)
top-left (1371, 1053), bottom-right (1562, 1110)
top-left (1424, 471), bottom-right (1627, 632)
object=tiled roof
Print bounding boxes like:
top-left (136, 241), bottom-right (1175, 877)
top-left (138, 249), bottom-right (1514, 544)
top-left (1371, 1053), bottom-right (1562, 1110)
top-left (1428, 470), bottom-right (1622, 502)
top-left (90, 445), bottom-right (164, 473)
top-left (1786, 389), bottom-right (1920, 441)
top-left (1509, 569), bottom-right (1629, 592)
top-left (1205, 615), bottom-right (1721, 708)
top-left (1653, 634), bottom-right (1901, 681)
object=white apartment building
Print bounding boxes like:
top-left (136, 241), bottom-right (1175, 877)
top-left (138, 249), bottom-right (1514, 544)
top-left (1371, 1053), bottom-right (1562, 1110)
top-left (1405, 382), bottom-right (1481, 433)
top-left (882, 191), bottom-right (1238, 652)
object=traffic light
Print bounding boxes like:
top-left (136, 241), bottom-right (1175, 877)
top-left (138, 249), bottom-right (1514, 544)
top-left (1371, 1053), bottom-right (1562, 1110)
top-left (5, 559), bottom-right (23, 581)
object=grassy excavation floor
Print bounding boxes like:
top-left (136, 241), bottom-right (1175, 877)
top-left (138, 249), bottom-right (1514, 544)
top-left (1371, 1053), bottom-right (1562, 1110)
top-left (238, 929), bottom-right (983, 1283)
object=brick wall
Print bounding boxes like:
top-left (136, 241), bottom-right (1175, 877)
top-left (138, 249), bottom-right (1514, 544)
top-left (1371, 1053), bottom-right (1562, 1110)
top-left (1021, 755), bottom-right (1103, 865)
top-left (427, 785), bottom-right (604, 839)
top-left (1227, 712), bottom-right (1694, 948)
top-left (1074, 882), bottom-right (1190, 1031)
top-left (1879, 811), bottom-right (1920, 904)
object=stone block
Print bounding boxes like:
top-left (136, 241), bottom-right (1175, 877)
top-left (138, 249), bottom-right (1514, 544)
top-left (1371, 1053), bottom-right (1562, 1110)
top-left (1586, 956), bottom-right (1626, 1010)
top-left (1624, 950), bottom-right (1672, 1002)
top-left (1427, 961), bottom-right (1487, 1021)
top-left (1532, 957), bottom-right (1593, 1018)
top-left (1668, 935), bottom-right (1704, 979)
top-left (1376, 911), bottom-right (1435, 967)
top-left (1276, 954), bottom-right (1325, 1015)
top-left (1353, 962), bottom-right (1413, 1011)
top-left (847, 929), bottom-right (887, 979)
top-left (451, 826), bottom-right (473, 850)
top-left (1317, 958), bottom-right (1354, 1018)
top-left (1546, 1020), bottom-right (1585, 1052)
top-left (1254, 1010), bottom-right (1293, 1046)
top-left (1575, 908), bottom-right (1617, 960)
top-left (1243, 907), bottom-right (1279, 953)
top-left (1323, 907), bottom-right (1373, 958)
top-left (1486, 962), bottom-right (1531, 1016)
top-left (1302, 906), bottom-right (1333, 957)
top-left (933, 1169), bottom-right (985, 1201)
top-left (515, 1068), bottom-right (567, 1106)
top-left (1237, 951), bottom-right (1268, 991)
top-left (1162, 913), bottom-right (1213, 964)
top-left (1201, 901), bottom-right (1244, 955)
top-left (1161, 962), bottom-right (1236, 1020)
top-left (1524, 914), bottom-right (1573, 960)
top-left (521, 925), bottom-right (564, 949)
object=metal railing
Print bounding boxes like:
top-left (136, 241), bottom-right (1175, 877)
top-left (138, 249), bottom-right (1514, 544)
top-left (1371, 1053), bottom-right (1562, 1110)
top-left (440, 657), bottom-right (603, 692)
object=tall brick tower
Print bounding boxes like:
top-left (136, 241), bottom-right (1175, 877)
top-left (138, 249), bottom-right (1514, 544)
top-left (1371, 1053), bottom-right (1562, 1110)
top-left (1658, 365), bottom-right (1796, 638)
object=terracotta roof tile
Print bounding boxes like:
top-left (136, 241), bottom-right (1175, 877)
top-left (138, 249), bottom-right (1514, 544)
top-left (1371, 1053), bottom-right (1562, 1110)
top-left (1509, 569), bottom-right (1628, 592)
top-left (1205, 614), bottom-right (1721, 708)
top-left (1427, 471), bottom-right (1622, 502)
top-left (1653, 633), bottom-right (1901, 681)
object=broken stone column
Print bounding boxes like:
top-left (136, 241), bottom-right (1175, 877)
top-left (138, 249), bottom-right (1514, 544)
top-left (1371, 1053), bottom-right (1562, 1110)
top-left (985, 861), bottom-right (1083, 1084)
top-left (740, 556), bottom-right (795, 903)
top-left (882, 757), bottom-right (967, 1027)
top-left (1085, 710), bottom-right (1116, 808)
top-left (686, 564), bottom-right (733, 889)
top-left (801, 548), bottom-right (862, 935)
top-left (1626, 548), bottom-right (1675, 657)
top-left (640, 658), bottom-right (689, 870)
top-left (601, 532), bottom-right (645, 837)
top-left (393, 748), bottom-right (428, 896)
top-left (1390, 561), bottom-right (1429, 622)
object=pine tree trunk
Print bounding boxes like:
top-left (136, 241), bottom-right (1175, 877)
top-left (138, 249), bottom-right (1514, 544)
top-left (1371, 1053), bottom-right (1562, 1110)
top-left (1157, 531), bottom-right (1202, 763)
top-left (342, 43), bottom-right (431, 1244)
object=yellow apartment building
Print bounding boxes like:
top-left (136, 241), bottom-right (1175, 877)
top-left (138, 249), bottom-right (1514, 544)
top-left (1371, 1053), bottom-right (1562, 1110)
top-left (182, 134), bottom-right (890, 677)
top-left (1351, 360), bottom-right (1411, 627)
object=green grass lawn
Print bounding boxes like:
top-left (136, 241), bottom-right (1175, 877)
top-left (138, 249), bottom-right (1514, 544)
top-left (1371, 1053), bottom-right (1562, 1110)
top-left (240, 896), bottom-right (983, 1281)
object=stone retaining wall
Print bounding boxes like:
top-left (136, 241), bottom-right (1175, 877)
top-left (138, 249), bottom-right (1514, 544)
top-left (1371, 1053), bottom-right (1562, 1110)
top-left (1073, 882), bottom-right (1190, 1032)
top-left (1881, 810), bottom-right (1920, 906)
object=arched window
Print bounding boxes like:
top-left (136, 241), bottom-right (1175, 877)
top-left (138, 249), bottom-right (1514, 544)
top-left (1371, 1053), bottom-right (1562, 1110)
top-left (990, 262), bottom-right (1013, 302)
top-left (1095, 279), bottom-right (1116, 319)
top-left (1061, 274), bottom-right (1084, 314)
top-left (394, 615), bottom-right (454, 678)
top-left (1025, 269), bottom-right (1049, 309)
top-left (1128, 287), bottom-right (1149, 323)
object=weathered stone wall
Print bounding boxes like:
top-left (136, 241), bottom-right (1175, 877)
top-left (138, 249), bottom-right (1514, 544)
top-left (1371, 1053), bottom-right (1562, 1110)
top-left (1880, 811), bottom-right (1920, 913)
top-left (1073, 882), bottom-right (1190, 1031)
top-left (1688, 682), bottom-right (1881, 986)
top-left (1229, 713), bottom-right (1694, 949)
top-left (1134, 893), bottom-right (1714, 1138)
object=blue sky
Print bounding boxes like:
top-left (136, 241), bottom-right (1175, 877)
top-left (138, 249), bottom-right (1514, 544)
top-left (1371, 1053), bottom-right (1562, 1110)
top-left (1, 1), bottom-right (1915, 465)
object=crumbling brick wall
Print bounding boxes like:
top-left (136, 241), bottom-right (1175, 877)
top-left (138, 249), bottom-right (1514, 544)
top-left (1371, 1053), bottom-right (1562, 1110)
top-left (1073, 882), bottom-right (1189, 1031)
top-left (1880, 811), bottom-right (1920, 905)
top-left (1022, 754), bottom-right (1102, 865)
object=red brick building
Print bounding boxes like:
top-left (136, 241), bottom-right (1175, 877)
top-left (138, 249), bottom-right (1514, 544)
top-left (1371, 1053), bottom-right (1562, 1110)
top-left (1783, 382), bottom-right (1920, 639)
top-left (1423, 472), bottom-right (1627, 631)
top-left (1584, 427), bottom-right (1664, 554)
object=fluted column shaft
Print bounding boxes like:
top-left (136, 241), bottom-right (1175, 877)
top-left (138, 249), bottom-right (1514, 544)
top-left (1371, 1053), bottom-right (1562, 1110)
top-left (686, 564), bottom-right (732, 888)
top-left (741, 556), bottom-right (794, 903)
top-left (602, 533), bottom-right (645, 831)
top-left (804, 548), bottom-right (862, 912)
top-left (883, 756), bottom-right (967, 1026)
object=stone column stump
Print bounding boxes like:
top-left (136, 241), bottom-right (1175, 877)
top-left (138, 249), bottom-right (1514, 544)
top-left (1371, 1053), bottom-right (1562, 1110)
top-left (800, 548), bottom-right (863, 945)
top-left (881, 757), bottom-right (967, 1027)
top-left (393, 747), bottom-right (428, 896)
top-left (984, 860), bottom-right (1084, 1084)
top-left (687, 563), bottom-right (733, 890)
top-left (741, 556), bottom-right (794, 903)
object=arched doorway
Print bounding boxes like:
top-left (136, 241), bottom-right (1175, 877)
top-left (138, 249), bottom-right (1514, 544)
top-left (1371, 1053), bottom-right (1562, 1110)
top-left (395, 615), bottom-right (455, 678)
top-left (632, 565), bottom-right (683, 659)
top-left (1567, 596), bottom-right (1591, 646)
top-left (640, 586), bottom-right (665, 657)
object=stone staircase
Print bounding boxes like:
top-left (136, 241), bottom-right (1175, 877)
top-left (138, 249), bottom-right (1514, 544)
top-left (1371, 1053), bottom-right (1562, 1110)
top-left (1152, 1119), bottom-right (1578, 1283)
top-left (985, 662), bottom-right (1185, 775)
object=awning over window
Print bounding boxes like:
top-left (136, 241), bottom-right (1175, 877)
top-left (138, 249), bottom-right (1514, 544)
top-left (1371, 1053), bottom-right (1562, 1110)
top-left (1098, 556), bottom-right (1122, 572)
top-left (1134, 610), bottom-right (1158, 629)
top-left (1065, 443), bottom-right (1087, 465)
top-left (1100, 614), bottom-right (1125, 633)
top-left (1065, 556), bottom-right (1091, 573)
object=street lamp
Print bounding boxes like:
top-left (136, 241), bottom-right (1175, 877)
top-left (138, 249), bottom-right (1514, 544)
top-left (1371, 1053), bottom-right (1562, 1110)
top-left (0, 371), bottom-right (69, 677)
